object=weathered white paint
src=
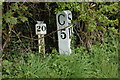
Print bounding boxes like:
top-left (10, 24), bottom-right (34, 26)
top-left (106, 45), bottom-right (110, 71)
top-left (38, 35), bottom-right (41, 53)
top-left (35, 21), bottom-right (47, 35)
top-left (56, 10), bottom-right (72, 55)
top-left (35, 21), bottom-right (46, 53)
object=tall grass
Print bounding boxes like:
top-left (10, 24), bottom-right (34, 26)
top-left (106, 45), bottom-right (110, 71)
top-left (2, 31), bottom-right (119, 78)
top-left (2, 40), bottom-right (118, 78)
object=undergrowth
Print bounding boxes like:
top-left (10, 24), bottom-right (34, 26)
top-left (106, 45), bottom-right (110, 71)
top-left (2, 43), bottom-right (118, 78)
top-left (2, 31), bottom-right (119, 78)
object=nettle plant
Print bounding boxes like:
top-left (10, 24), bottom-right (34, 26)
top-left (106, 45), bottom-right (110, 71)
top-left (3, 2), bottom-right (31, 25)
top-left (2, 2), bottom-right (32, 49)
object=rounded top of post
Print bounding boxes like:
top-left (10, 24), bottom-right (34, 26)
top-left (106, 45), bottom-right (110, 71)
top-left (37, 21), bottom-right (44, 24)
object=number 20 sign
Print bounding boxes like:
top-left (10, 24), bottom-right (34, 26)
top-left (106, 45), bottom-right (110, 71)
top-left (56, 10), bottom-right (73, 55)
top-left (35, 21), bottom-right (47, 35)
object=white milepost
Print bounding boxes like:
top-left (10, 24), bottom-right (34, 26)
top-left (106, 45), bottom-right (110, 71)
top-left (56, 10), bottom-right (73, 55)
top-left (35, 21), bottom-right (47, 53)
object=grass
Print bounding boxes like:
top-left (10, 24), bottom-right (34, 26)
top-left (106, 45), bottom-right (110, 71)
top-left (2, 41), bottom-right (118, 78)
top-left (2, 31), bottom-right (119, 78)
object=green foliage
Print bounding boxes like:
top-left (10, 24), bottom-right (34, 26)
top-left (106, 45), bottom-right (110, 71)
top-left (54, 2), bottom-right (119, 51)
top-left (3, 33), bottom-right (118, 78)
top-left (54, 2), bottom-right (119, 32)
top-left (2, 2), bottom-right (119, 79)
top-left (3, 3), bottom-right (30, 25)
top-left (2, 2), bottom-right (32, 50)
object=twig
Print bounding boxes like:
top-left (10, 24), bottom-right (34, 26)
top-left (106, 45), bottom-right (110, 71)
top-left (21, 24), bottom-right (76, 41)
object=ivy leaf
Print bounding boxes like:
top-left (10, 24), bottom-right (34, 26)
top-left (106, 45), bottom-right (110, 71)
top-left (88, 24), bottom-right (96, 32)
top-left (4, 11), bottom-right (13, 18)
top-left (108, 27), bottom-right (118, 34)
top-left (18, 16), bottom-right (28, 22)
top-left (10, 17), bottom-right (18, 24)
top-left (97, 26), bottom-right (106, 31)
top-left (5, 17), bottom-right (17, 24)
top-left (11, 3), bottom-right (19, 11)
